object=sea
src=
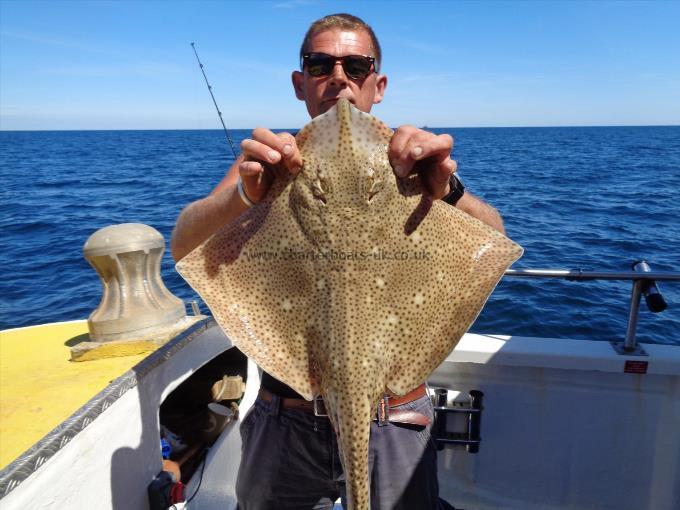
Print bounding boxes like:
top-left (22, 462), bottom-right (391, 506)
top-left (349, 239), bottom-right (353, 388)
top-left (1, 126), bottom-right (679, 345)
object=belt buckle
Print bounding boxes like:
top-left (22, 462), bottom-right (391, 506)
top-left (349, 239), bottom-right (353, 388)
top-left (313, 396), bottom-right (328, 417)
top-left (376, 396), bottom-right (390, 427)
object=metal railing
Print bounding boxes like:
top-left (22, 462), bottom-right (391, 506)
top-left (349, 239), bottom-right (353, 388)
top-left (503, 261), bottom-right (680, 354)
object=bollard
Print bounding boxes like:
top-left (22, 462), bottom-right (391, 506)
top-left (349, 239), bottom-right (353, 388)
top-left (72, 223), bottom-right (201, 360)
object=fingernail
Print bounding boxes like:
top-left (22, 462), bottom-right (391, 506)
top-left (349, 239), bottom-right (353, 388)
top-left (293, 166), bottom-right (302, 174)
top-left (240, 161), bottom-right (257, 174)
top-left (267, 150), bottom-right (281, 162)
top-left (394, 164), bottom-right (405, 177)
top-left (412, 146), bottom-right (423, 159)
top-left (282, 144), bottom-right (292, 156)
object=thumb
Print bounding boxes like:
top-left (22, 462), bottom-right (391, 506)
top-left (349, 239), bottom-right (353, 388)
top-left (238, 160), bottom-right (274, 203)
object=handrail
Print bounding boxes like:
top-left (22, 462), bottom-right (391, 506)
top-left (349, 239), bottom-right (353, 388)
top-left (503, 263), bottom-right (678, 355)
top-left (504, 269), bottom-right (680, 282)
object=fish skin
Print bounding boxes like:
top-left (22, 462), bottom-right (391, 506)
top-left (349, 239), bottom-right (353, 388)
top-left (177, 98), bottom-right (523, 509)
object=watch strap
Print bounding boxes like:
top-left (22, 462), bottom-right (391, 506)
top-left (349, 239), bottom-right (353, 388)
top-left (442, 173), bottom-right (465, 206)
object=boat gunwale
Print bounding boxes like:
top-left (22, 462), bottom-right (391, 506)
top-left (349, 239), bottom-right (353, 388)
top-left (0, 317), bottom-right (215, 499)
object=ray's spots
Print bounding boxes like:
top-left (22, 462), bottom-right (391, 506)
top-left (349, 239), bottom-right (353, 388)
top-left (175, 98), bottom-right (523, 510)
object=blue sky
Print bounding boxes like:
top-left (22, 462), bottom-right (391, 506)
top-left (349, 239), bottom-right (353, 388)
top-left (1, 0), bottom-right (679, 130)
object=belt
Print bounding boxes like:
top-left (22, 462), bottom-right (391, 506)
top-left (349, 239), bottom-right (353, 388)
top-left (257, 384), bottom-right (431, 427)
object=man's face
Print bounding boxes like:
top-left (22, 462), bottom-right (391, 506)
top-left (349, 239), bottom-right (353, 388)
top-left (292, 29), bottom-right (387, 119)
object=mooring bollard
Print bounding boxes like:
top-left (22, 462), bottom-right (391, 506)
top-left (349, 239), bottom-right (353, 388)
top-left (72, 223), bottom-right (202, 361)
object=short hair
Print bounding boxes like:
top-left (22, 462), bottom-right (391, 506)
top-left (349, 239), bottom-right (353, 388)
top-left (299, 13), bottom-right (382, 73)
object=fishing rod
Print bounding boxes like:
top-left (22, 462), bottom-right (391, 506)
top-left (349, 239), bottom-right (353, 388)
top-left (190, 42), bottom-right (238, 159)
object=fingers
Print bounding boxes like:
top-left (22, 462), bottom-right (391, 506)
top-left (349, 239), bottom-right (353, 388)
top-left (238, 159), bottom-right (264, 177)
top-left (390, 126), bottom-right (453, 176)
top-left (242, 128), bottom-right (303, 175)
top-left (389, 126), bottom-right (457, 199)
top-left (237, 129), bottom-right (303, 204)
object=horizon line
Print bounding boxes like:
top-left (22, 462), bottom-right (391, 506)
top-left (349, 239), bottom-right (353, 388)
top-left (2, 123), bottom-right (679, 133)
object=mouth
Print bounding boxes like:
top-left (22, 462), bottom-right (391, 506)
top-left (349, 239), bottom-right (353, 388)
top-left (320, 97), bottom-right (354, 114)
top-left (324, 97), bottom-right (354, 107)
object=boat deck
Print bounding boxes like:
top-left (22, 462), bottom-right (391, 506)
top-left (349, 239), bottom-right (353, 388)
top-left (0, 320), bottom-right (148, 469)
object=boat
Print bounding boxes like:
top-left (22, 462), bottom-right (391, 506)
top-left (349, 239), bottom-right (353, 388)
top-left (1, 224), bottom-right (678, 510)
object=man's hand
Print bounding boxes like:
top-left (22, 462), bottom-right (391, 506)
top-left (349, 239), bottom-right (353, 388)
top-left (239, 128), bottom-right (303, 203)
top-left (389, 125), bottom-right (505, 233)
top-left (389, 125), bottom-right (457, 200)
top-left (171, 128), bottom-right (303, 261)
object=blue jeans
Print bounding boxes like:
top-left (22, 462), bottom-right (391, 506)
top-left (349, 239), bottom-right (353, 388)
top-left (235, 393), bottom-right (440, 510)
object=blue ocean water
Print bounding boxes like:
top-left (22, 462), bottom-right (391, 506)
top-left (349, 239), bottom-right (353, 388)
top-left (1, 126), bottom-right (679, 344)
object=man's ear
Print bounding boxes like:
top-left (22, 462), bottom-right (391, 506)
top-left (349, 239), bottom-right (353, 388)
top-left (373, 74), bottom-right (388, 105)
top-left (292, 71), bottom-right (305, 101)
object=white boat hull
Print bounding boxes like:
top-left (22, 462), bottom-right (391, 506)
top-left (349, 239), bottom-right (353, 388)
top-left (2, 321), bottom-right (678, 509)
top-left (434, 335), bottom-right (680, 510)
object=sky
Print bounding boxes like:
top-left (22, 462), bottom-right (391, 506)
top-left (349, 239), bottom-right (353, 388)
top-left (1, 0), bottom-right (679, 130)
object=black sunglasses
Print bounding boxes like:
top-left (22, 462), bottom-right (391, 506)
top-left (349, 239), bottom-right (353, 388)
top-left (301, 52), bottom-right (377, 80)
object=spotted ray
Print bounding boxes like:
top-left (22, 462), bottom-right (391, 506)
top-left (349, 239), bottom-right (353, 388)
top-left (176, 99), bottom-right (523, 510)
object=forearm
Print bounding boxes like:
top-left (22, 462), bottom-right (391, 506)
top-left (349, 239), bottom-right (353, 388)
top-left (170, 171), bottom-right (247, 262)
top-left (455, 192), bottom-right (505, 234)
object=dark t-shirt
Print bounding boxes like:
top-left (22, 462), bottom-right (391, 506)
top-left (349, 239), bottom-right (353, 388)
top-left (261, 371), bottom-right (304, 398)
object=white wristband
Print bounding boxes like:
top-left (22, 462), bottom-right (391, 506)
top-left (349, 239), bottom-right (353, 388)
top-left (237, 177), bottom-right (255, 208)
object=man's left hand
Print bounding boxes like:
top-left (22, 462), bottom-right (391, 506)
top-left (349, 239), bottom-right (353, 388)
top-left (389, 126), bottom-right (458, 200)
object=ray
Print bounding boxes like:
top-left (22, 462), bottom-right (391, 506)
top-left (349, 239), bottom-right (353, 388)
top-left (176, 98), bottom-right (523, 509)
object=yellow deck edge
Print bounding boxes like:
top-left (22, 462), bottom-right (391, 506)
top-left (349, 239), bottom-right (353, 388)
top-left (0, 321), bottom-right (149, 469)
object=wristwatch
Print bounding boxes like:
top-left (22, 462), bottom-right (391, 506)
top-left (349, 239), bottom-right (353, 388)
top-left (442, 173), bottom-right (465, 206)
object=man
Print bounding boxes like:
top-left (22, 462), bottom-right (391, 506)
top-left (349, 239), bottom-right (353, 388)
top-left (172, 13), bottom-right (504, 510)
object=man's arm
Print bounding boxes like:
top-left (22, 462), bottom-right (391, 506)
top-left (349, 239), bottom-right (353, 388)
top-left (170, 160), bottom-right (244, 262)
top-left (455, 192), bottom-right (505, 234)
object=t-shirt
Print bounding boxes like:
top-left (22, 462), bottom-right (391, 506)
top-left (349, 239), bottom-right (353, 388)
top-left (260, 371), bottom-right (304, 398)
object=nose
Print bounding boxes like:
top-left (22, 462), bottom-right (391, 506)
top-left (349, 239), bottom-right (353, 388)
top-left (328, 59), bottom-right (349, 85)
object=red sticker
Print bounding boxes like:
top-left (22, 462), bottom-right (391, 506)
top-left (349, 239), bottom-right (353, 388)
top-left (624, 360), bottom-right (648, 374)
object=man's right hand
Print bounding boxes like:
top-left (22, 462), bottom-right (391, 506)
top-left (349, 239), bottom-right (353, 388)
top-left (238, 128), bottom-right (303, 203)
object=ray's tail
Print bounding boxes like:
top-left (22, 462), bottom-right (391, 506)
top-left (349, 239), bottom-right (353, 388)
top-left (326, 393), bottom-right (374, 510)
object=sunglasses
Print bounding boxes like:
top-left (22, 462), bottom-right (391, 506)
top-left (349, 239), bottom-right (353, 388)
top-left (301, 52), bottom-right (377, 80)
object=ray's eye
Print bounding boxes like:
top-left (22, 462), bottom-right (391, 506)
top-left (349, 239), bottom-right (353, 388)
top-left (312, 179), bottom-right (327, 205)
top-left (366, 170), bottom-right (382, 202)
